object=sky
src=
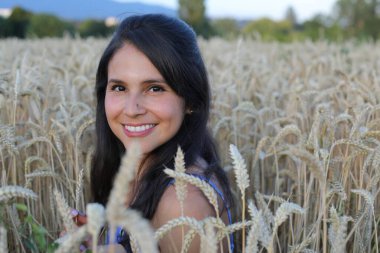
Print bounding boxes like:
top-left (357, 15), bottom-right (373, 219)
top-left (114, 0), bottom-right (337, 21)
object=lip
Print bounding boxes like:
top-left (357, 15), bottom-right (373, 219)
top-left (123, 123), bottom-right (156, 137)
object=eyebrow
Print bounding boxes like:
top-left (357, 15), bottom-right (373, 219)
top-left (107, 78), bottom-right (167, 85)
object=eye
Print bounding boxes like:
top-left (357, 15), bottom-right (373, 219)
top-left (148, 85), bottom-right (165, 92)
top-left (111, 85), bottom-right (125, 92)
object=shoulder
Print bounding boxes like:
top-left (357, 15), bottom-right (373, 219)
top-left (151, 182), bottom-right (216, 228)
top-left (151, 181), bottom-right (216, 253)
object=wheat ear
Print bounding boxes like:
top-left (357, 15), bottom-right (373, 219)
top-left (173, 146), bottom-right (188, 246)
top-left (229, 144), bottom-right (250, 253)
top-left (164, 169), bottom-right (219, 217)
top-left (106, 142), bottom-right (140, 244)
top-left (0, 185), bottom-right (37, 203)
top-left (55, 226), bottom-right (87, 253)
top-left (174, 146), bottom-right (187, 216)
top-left (75, 167), bottom-right (84, 209)
top-left (181, 229), bottom-right (197, 253)
top-left (351, 189), bottom-right (374, 211)
top-left (53, 189), bottom-right (77, 233)
top-left (201, 220), bottom-right (217, 253)
top-left (328, 206), bottom-right (352, 253)
top-left (0, 226), bottom-right (7, 253)
top-left (247, 199), bottom-right (271, 249)
top-left (268, 202), bottom-right (304, 253)
top-left (117, 209), bottom-right (158, 253)
top-left (104, 143), bottom-right (158, 252)
top-left (86, 203), bottom-right (105, 253)
top-left (155, 217), bottom-right (204, 241)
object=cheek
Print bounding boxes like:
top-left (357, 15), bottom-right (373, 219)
top-left (104, 96), bottom-right (112, 121)
top-left (171, 100), bottom-right (186, 126)
top-left (104, 95), bottom-right (120, 119)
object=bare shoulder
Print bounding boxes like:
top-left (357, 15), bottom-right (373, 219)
top-left (151, 182), bottom-right (216, 228)
top-left (151, 181), bottom-right (217, 253)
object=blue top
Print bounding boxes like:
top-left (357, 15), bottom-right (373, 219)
top-left (106, 173), bottom-right (235, 252)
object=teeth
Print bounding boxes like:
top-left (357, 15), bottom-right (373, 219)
top-left (125, 124), bottom-right (155, 132)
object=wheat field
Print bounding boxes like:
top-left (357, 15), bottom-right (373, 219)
top-left (0, 37), bottom-right (379, 253)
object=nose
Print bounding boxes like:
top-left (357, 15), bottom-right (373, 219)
top-left (123, 93), bottom-right (146, 117)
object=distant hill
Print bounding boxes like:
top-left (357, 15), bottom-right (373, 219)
top-left (0, 0), bottom-right (176, 21)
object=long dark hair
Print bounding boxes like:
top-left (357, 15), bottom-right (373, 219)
top-left (91, 14), bottom-right (232, 219)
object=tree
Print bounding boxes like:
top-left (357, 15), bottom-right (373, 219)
top-left (78, 19), bottom-right (114, 38)
top-left (178, 0), bottom-right (214, 38)
top-left (27, 14), bottom-right (74, 37)
top-left (242, 18), bottom-right (295, 42)
top-left (301, 14), bottom-right (344, 41)
top-left (333, 0), bottom-right (380, 40)
top-left (7, 6), bottom-right (32, 38)
top-left (0, 16), bottom-right (13, 37)
top-left (285, 6), bottom-right (298, 28)
top-left (212, 18), bottom-right (240, 39)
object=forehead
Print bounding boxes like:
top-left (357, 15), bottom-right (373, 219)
top-left (107, 43), bottom-right (163, 80)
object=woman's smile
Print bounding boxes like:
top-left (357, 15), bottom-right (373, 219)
top-left (123, 123), bottom-right (156, 137)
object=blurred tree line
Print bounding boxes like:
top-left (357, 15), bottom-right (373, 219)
top-left (179, 0), bottom-right (380, 42)
top-left (1, 0), bottom-right (379, 41)
top-left (0, 7), bottom-right (115, 38)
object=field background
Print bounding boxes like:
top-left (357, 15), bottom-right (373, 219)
top-left (0, 37), bottom-right (380, 252)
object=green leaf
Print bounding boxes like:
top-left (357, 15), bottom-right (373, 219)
top-left (23, 237), bottom-right (38, 252)
top-left (14, 203), bottom-right (28, 212)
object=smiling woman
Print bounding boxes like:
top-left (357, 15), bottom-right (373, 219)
top-left (84, 14), bottom-right (234, 253)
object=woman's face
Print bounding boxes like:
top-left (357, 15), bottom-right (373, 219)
top-left (105, 43), bottom-right (185, 156)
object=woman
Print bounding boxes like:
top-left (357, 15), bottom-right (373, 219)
top-left (90, 14), bottom-right (233, 252)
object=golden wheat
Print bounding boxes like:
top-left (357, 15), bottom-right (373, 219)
top-left (1, 37), bottom-right (379, 252)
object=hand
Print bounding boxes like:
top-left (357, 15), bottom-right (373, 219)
top-left (56, 209), bottom-right (89, 251)
top-left (71, 209), bottom-right (88, 226)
